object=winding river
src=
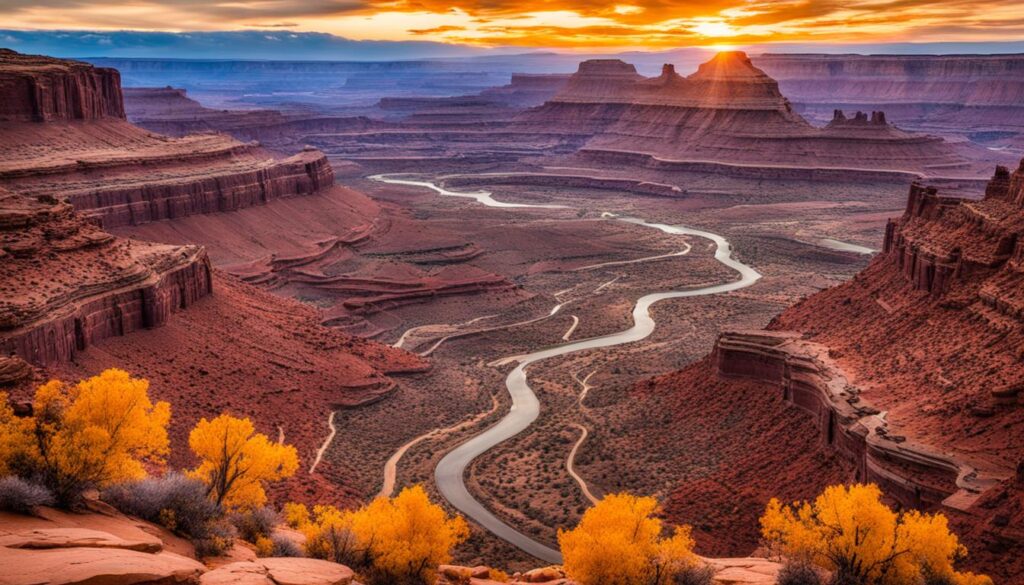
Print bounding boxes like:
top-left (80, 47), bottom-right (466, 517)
top-left (370, 174), bottom-right (762, 564)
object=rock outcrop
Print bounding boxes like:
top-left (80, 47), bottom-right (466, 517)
top-left (697, 159), bottom-right (1024, 580)
top-left (0, 188), bottom-right (212, 366)
top-left (518, 52), bottom-right (972, 175)
top-left (0, 50), bottom-right (338, 229)
top-left (200, 558), bottom-right (355, 585)
top-left (754, 53), bottom-right (1024, 145)
top-left (0, 524), bottom-right (204, 585)
top-left (123, 86), bottom-right (287, 136)
top-left (0, 49), bottom-right (125, 122)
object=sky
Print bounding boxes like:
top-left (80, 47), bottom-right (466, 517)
top-left (1, 0), bottom-right (1023, 52)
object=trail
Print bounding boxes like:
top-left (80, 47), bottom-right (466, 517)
top-left (566, 424), bottom-right (599, 505)
top-left (378, 394), bottom-right (501, 498)
top-left (309, 411), bottom-right (337, 474)
top-left (562, 315), bottom-right (580, 341)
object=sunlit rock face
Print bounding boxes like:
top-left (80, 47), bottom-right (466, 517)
top-left (518, 51), bottom-right (973, 173)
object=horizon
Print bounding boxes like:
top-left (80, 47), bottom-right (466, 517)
top-left (3, 29), bottom-right (1024, 62)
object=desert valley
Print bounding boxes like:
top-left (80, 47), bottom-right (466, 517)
top-left (1, 19), bottom-right (1024, 585)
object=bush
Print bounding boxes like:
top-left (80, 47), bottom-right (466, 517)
top-left (673, 564), bottom-right (715, 585)
top-left (270, 533), bottom-right (304, 558)
top-left (0, 476), bottom-right (54, 514)
top-left (230, 507), bottom-right (279, 543)
top-left (194, 519), bottom-right (237, 558)
top-left (777, 561), bottom-right (823, 585)
top-left (102, 472), bottom-right (220, 540)
top-left (254, 536), bottom-right (274, 557)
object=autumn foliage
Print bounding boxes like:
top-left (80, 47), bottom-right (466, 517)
top-left (558, 492), bottom-right (698, 585)
top-left (287, 485), bottom-right (469, 585)
top-left (760, 483), bottom-right (991, 585)
top-left (188, 413), bottom-right (298, 509)
top-left (0, 369), bottom-right (170, 506)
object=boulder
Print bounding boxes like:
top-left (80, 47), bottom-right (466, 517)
top-left (200, 558), bottom-right (354, 585)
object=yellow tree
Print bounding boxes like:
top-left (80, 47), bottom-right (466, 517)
top-left (350, 485), bottom-right (469, 584)
top-left (760, 483), bottom-right (991, 585)
top-left (558, 492), bottom-right (697, 585)
top-left (188, 414), bottom-right (298, 509)
top-left (0, 392), bottom-right (36, 476)
top-left (28, 370), bottom-right (171, 506)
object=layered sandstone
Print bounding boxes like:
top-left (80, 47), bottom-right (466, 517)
top-left (0, 188), bottom-right (212, 366)
top-left (701, 160), bottom-right (1024, 579)
top-left (0, 50), bottom-right (337, 229)
top-left (519, 52), bottom-right (977, 175)
top-left (123, 86), bottom-right (287, 136)
top-left (0, 49), bottom-right (124, 122)
top-left (754, 53), bottom-right (1024, 153)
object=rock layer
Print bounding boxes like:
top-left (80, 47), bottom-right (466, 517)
top-left (519, 52), bottom-right (977, 175)
top-left (0, 50), bottom-right (337, 229)
top-left (0, 49), bottom-right (125, 122)
top-left (0, 189), bottom-right (212, 366)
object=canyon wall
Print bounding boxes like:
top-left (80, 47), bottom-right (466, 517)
top-left (518, 52), bottom-right (977, 175)
top-left (0, 49), bottom-right (125, 122)
top-left (0, 50), bottom-right (339, 229)
top-left (753, 53), bottom-right (1024, 148)
top-left (713, 331), bottom-right (996, 511)
top-left (67, 147), bottom-right (336, 228)
top-left (0, 190), bottom-right (213, 366)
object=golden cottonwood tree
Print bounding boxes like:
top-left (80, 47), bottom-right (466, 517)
top-left (0, 392), bottom-right (36, 476)
top-left (558, 492), bottom-right (697, 585)
top-left (760, 483), bottom-right (991, 585)
top-left (350, 485), bottom-right (469, 584)
top-left (287, 485), bottom-right (468, 585)
top-left (16, 370), bottom-right (171, 505)
top-left (188, 414), bottom-right (298, 509)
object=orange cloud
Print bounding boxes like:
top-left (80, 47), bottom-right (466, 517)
top-left (1, 0), bottom-right (1023, 47)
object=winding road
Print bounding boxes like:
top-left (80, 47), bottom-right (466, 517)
top-left (370, 174), bottom-right (762, 564)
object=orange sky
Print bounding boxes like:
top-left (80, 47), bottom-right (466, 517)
top-left (3, 0), bottom-right (1023, 48)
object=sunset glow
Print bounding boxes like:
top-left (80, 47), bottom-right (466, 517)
top-left (1, 0), bottom-right (1023, 48)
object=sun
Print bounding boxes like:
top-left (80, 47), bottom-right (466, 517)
top-left (691, 19), bottom-right (738, 39)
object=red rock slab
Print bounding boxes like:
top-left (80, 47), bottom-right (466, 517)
top-left (200, 558), bottom-right (354, 585)
top-left (0, 527), bottom-right (162, 553)
top-left (0, 545), bottom-right (205, 585)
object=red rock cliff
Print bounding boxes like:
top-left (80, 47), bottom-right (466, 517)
top-left (0, 189), bottom-right (212, 366)
top-left (0, 49), bottom-right (125, 122)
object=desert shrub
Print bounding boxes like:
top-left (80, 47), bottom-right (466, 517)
top-left (270, 533), bottom-right (304, 558)
top-left (673, 563), bottom-right (715, 585)
top-left (102, 472), bottom-right (220, 540)
top-left (776, 561), bottom-right (823, 585)
top-left (0, 476), bottom-right (54, 514)
top-left (194, 519), bottom-right (237, 558)
top-left (761, 483), bottom-right (992, 585)
top-left (283, 501), bottom-right (311, 528)
top-left (231, 506), bottom-right (279, 543)
top-left (254, 535), bottom-right (274, 557)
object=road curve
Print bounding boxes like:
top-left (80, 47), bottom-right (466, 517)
top-left (370, 174), bottom-right (762, 564)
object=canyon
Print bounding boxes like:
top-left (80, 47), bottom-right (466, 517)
top-left (3, 43), bottom-right (1024, 583)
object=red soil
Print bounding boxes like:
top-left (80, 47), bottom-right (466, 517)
top-left (617, 357), bottom-right (854, 556)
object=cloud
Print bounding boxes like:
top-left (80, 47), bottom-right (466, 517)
top-left (2, 0), bottom-right (1023, 48)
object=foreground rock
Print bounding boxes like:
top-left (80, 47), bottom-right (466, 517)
top-left (0, 525), bottom-right (204, 585)
top-left (201, 558), bottom-right (355, 585)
